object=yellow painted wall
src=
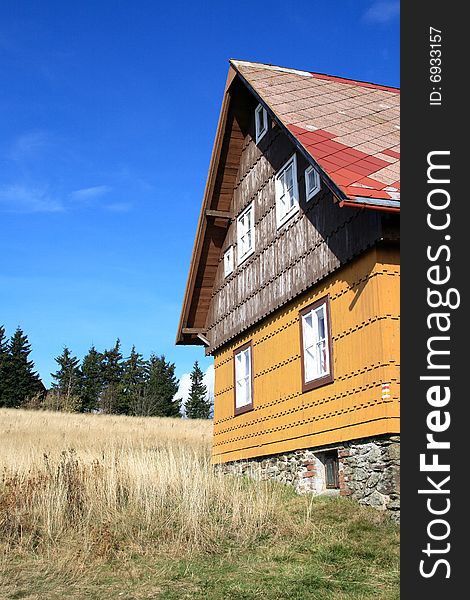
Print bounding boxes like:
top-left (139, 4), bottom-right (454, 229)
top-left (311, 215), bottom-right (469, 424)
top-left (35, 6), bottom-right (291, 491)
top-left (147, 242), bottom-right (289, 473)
top-left (212, 245), bottom-right (400, 463)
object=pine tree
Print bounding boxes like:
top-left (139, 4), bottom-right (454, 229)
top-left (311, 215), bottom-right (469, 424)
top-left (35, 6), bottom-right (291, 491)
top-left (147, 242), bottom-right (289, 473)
top-left (185, 361), bottom-right (211, 419)
top-left (79, 346), bottom-right (103, 412)
top-left (100, 339), bottom-right (123, 413)
top-left (0, 326), bottom-right (9, 407)
top-left (1, 327), bottom-right (44, 407)
top-left (119, 345), bottom-right (148, 415)
top-left (50, 346), bottom-right (82, 410)
top-left (134, 354), bottom-right (180, 417)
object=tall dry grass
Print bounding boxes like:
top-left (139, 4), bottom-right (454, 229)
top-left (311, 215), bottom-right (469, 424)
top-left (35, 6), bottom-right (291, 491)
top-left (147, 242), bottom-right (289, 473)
top-left (0, 409), bottom-right (296, 563)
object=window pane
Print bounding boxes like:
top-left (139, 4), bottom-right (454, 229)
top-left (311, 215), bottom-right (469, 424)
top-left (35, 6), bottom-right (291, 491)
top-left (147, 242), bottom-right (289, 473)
top-left (279, 172), bottom-right (286, 194)
top-left (235, 353), bottom-right (242, 380)
top-left (286, 187), bottom-right (294, 210)
top-left (308, 170), bottom-right (315, 192)
top-left (236, 380), bottom-right (245, 408)
top-left (286, 165), bottom-right (293, 190)
top-left (243, 349), bottom-right (250, 374)
top-left (316, 307), bottom-right (325, 340)
top-left (304, 347), bottom-right (316, 381)
top-left (303, 312), bottom-right (315, 347)
top-left (317, 339), bottom-right (327, 375)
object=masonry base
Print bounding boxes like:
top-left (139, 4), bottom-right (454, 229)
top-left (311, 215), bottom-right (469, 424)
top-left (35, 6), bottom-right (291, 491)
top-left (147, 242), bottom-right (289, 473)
top-left (216, 435), bottom-right (400, 521)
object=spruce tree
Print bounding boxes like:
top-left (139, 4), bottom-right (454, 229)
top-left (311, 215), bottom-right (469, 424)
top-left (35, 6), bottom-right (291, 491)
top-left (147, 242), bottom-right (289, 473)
top-left (79, 346), bottom-right (103, 412)
top-left (0, 326), bottom-right (9, 407)
top-left (50, 346), bottom-right (82, 409)
top-left (2, 327), bottom-right (44, 407)
top-left (185, 361), bottom-right (211, 419)
top-left (119, 345), bottom-right (148, 415)
top-left (136, 354), bottom-right (181, 417)
top-left (100, 339), bottom-right (123, 413)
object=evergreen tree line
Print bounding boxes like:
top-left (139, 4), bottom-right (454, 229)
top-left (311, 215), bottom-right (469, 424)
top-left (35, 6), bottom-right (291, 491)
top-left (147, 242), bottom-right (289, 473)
top-left (0, 325), bottom-right (212, 419)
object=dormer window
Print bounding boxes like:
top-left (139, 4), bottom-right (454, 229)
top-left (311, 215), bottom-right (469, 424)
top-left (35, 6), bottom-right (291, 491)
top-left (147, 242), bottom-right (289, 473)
top-left (224, 246), bottom-right (234, 277)
top-left (275, 154), bottom-right (299, 228)
top-left (305, 165), bottom-right (321, 200)
top-left (255, 103), bottom-right (268, 143)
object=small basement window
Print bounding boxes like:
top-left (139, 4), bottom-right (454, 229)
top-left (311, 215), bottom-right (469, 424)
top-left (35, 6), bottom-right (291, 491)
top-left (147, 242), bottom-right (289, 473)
top-left (237, 203), bottom-right (254, 264)
top-left (324, 451), bottom-right (339, 489)
top-left (224, 246), bottom-right (234, 277)
top-left (234, 342), bottom-right (253, 414)
top-left (305, 165), bottom-right (321, 200)
top-left (255, 103), bottom-right (268, 143)
top-left (275, 154), bottom-right (299, 228)
top-left (300, 296), bottom-right (333, 391)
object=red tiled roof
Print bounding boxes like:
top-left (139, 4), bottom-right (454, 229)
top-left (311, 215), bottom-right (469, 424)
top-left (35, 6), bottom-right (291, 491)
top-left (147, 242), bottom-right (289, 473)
top-left (230, 60), bottom-right (400, 209)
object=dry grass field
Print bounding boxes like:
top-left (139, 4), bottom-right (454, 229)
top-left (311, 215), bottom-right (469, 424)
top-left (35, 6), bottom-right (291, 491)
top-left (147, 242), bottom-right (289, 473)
top-left (0, 409), bottom-right (399, 599)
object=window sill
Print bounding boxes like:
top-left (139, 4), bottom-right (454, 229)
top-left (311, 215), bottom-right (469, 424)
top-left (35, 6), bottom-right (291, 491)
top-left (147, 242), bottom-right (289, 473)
top-left (302, 371), bottom-right (334, 393)
top-left (237, 246), bottom-right (255, 266)
top-left (234, 402), bottom-right (254, 416)
top-left (276, 205), bottom-right (300, 230)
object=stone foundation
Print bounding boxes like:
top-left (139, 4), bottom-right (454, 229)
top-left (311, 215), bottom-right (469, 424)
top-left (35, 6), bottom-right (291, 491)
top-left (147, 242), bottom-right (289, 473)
top-left (216, 435), bottom-right (400, 520)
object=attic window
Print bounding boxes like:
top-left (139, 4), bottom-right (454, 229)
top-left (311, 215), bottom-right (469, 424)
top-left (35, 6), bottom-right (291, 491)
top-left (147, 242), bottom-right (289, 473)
top-left (224, 246), bottom-right (234, 277)
top-left (237, 203), bottom-right (255, 265)
top-left (275, 154), bottom-right (299, 228)
top-left (305, 165), bottom-right (321, 200)
top-left (255, 103), bottom-right (268, 143)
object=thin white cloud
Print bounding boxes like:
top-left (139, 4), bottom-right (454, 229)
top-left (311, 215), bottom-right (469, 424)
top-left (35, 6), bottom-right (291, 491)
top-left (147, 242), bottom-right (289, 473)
top-left (0, 184), bottom-right (63, 213)
top-left (9, 131), bottom-right (53, 161)
top-left (70, 185), bottom-right (111, 200)
top-left (363, 1), bottom-right (399, 24)
top-left (105, 202), bottom-right (132, 212)
top-left (175, 364), bottom-right (214, 417)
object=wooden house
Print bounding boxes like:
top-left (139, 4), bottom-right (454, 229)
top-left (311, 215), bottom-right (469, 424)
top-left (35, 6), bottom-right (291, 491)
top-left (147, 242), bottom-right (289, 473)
top-left (176, 60), bottom-right (400, 515)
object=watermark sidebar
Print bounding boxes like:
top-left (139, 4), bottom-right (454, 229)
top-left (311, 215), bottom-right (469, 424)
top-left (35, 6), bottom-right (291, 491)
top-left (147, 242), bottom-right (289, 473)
top-left (401, 3), bottom-right (466, 596)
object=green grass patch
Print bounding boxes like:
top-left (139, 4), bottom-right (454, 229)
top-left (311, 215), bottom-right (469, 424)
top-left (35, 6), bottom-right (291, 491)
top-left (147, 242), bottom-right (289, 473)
top-left (1, 496), bottom-right (399, 600)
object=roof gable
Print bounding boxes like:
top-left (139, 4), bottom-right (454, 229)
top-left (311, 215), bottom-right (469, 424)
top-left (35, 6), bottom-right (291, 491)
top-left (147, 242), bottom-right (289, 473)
top-left (176, 60), bottom-right (400, 346)
top-left (231, 60), bottom-right (400, 209)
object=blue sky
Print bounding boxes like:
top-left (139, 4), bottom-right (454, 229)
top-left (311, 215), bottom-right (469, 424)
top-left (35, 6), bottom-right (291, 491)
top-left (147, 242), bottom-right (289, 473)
top-left (0, 1), bottom-right (399, 388)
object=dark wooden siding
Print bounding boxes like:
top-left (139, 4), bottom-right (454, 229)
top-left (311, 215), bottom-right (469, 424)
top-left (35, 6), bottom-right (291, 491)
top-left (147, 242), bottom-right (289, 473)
top-left (205, 89), bottom-right (383, 352)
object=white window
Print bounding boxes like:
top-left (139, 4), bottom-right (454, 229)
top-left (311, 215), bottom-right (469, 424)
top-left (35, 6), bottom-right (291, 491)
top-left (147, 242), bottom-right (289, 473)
top-left (224, 246), bottom-right (234, 277)
top-left (234, 344), bottom-right (252, 412)
top-left (305, 165), bottom-right (321, 200)
top-left (275, 154), bottom-right (299, 228)
top-left (224, 246), bottom-right (233, 277)
top-left (301, 299), bottom-right (332, 387)
top-left (237, 203), bottom-right (254, 264)
top-left (255, 103), bottom-right (268, 143)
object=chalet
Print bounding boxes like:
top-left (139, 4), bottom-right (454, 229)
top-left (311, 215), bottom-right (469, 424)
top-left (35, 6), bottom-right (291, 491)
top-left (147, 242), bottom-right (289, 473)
top-left (177, 60), bottom-right (400, 516)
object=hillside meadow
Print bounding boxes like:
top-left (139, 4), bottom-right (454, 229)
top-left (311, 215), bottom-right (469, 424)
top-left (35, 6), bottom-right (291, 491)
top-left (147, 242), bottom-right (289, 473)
top-left (0, 409), bottom-right (399, 599)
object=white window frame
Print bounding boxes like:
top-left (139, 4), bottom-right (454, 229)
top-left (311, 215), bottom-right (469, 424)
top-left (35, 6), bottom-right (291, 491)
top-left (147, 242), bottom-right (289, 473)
top-left (301, 298), bottom-right (332, 389)
top-left (275, 154), bottom-right (299, 229)
top-left (305, 165), bottom-right (321, 201)
top-left (255, 103), bottom-right (268, 143)
top-left (237, 202), bottom-right (255, 265)
top-left (223, 246), bottom-right (234, 277)
top-left (234, 343), bottom-right (253, 413)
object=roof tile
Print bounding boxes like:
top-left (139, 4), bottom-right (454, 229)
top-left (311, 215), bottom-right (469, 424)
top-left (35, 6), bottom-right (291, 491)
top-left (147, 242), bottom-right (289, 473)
top-left (232, 60), bottom-right (400, 204)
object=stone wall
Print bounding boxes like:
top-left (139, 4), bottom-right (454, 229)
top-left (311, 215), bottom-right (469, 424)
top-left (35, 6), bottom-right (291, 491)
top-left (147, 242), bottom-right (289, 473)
top-left (216, 435), bottom-right (400, 520)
